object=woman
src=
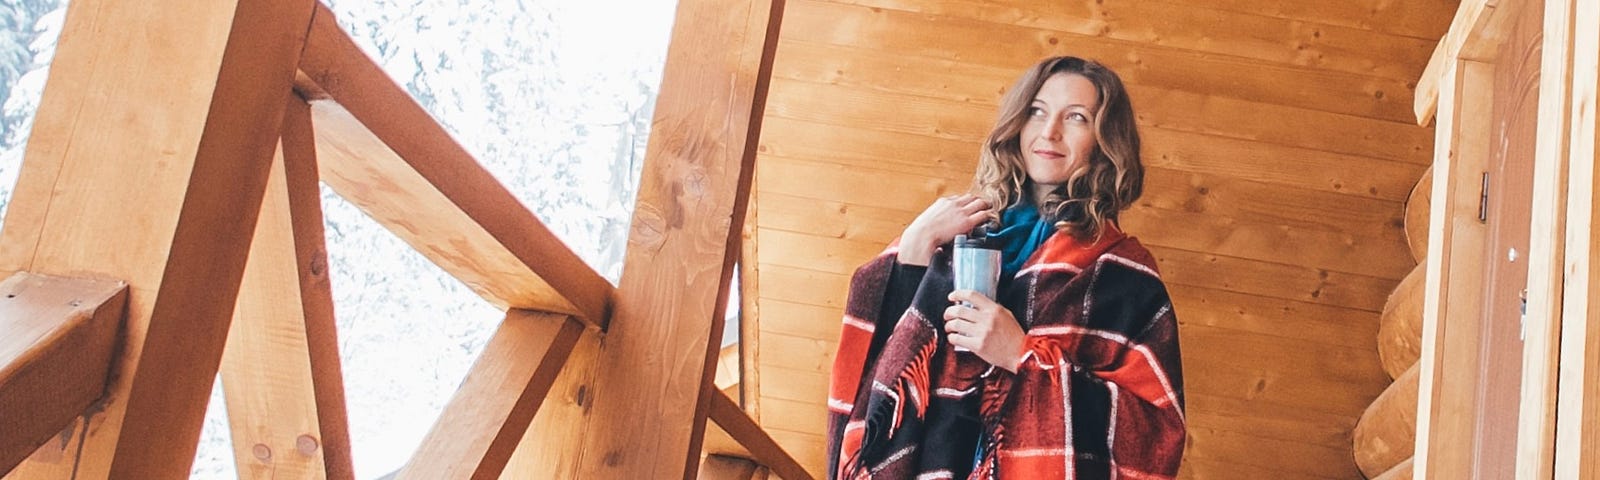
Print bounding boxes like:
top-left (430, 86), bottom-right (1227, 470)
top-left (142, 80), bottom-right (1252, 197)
top-left (825, 56), bottom-right (1186, 479)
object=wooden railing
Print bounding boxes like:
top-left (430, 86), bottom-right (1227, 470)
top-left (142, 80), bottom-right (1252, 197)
top-left (0, 0), bottom-right (803, 478)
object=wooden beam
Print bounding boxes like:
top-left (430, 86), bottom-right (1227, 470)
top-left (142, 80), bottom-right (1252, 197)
top-left (0, 0), bottom-right (316, 477)
top-left (1542, 0), bottom-right (1593, 476)
top-left (398, 310), bottom-right (584, 480)
top-left (739, 184), bottom-right (762, 421)
top-left (0, 273), bottom-right (127, 474)
top-left (705, 389), bottom-right (812, 480)
top-left (1411, 59), bottom-right (1494, 480)
top-left (572, 0), bottom-right (784, 476)
top-left (497, 329), bottom-right (602, 479)
top-left (1413, 0), bottom-right (1512, 125)
top-left (220, 97), bottom-right (353, 480)
top-left (295, 5), bottom-right (612, 327)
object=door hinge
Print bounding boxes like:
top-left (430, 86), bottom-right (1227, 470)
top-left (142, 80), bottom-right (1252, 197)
top-left (1478, 171), bottom-right (1490, 223)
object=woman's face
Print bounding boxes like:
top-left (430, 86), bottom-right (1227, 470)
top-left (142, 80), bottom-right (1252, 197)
top-left (1019, 73), bottom-right (1100, 190)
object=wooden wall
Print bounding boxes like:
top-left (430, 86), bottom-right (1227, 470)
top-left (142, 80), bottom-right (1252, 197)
top-left (747, 0), bottom-right (1459, 478)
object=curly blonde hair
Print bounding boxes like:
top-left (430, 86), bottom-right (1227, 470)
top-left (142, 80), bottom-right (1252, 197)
top-left (971, 56), bottom-right (1144, 240)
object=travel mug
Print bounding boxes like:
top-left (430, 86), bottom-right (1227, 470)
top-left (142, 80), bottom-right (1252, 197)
top-left (952, 234), bottom-right (1002, 304)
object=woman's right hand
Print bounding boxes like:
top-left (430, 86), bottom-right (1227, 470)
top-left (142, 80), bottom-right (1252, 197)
top-left (898, 194), bottom-right (992, 266)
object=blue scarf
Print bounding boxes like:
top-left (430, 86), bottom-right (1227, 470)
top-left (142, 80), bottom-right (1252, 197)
top-left (982, 202), bottom-right (1057, 279)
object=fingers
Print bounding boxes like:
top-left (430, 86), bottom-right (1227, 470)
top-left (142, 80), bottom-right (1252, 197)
top-left (948, 289), bottom-right (999, 309)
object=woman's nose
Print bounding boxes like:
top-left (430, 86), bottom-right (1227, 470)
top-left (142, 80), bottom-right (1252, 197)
top-left (1044, 118), bottom-right (1065, 141)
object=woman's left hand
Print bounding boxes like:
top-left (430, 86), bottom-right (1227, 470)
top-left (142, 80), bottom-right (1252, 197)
top-left (943, 290), bottom-right (1028, 373)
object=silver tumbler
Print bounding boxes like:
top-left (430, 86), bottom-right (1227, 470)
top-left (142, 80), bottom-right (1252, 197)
top-left (952, 234), bottom-right (1002, 302)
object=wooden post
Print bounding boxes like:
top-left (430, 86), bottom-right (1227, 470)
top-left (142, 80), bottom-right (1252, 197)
top-left (572, 0), bottom-right (785, 477)
top-left (1412, 59), bottom-right (1494, 480)
top-left (0, 273), bottom-right (127, 473)
top-left (1550, 0), bottom-right (1599, 476)
top-left (219, 97), bottom-right (354, 480)
top-left (397, 310), bottom-right (584, 480)
top-left (0, 0), bottom-right (316, 477)
top-left (1515, 0), bottom-right (1580, 476)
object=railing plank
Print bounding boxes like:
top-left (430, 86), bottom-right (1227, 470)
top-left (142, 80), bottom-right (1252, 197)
top-left (0, 273), bottom-right (127, 474)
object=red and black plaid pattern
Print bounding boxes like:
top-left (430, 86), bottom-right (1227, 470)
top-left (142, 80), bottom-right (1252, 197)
top-left (827, 227), bottom-right (1186, 479)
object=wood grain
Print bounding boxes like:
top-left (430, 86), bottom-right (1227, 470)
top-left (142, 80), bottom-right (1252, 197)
top-left (705, 389), bottom-right (812, 480)
top-left (0, 273), bottom-right (127, 474)
top-left (1405, 167), bottom-right (1435, 261)
top-left (766, 74), bottom-right (1432, 165)
top-left (1413, 60), bottom-right (1494, 480)
top-left (219, 98), bottom-right (353, 480)
top-left (1353, 362), bottom-right (1420, 478)
top-left (398, 311), bottom-right (584, 480)
top-left (498, 328), bottom-right (602, 479)
top-left (573, 0), bottom-right (784, 477)
top-left (1377, 264), bottom-right (1426, 380)
top-left (0, 0), bottom-right (316, 476)
top-left (830, 0), bottom-right (1435, 82)
top-left (1552, 0), bottom-right (1600, 475)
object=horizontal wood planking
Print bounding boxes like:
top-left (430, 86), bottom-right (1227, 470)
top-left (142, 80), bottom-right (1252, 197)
top-left (783, 0), bottom-right (1428, 92)
top-left (758, 397), bottom-right (828, 438)
top-left (762, 112), bottom-right (1425, 203)
top-left (774, 33), bottom-right (1419, 125)
top-left (757, 168), bottom-right (1415, 283)
top-left (824, 0), bottom-right (1435, 82)
top-left (1153, 246), bottom-right (1398, 312)
top-left (1185, 426), bottom-right (1363, 479)
top-left (761, 155), bottom-right (1411, 248)
top-left (1123, 207), bottom-right (1413, 281)
top-left (767, 76), bottom-right (1432, 165)
top-left (1169, 285), bottom-right (1382, 350)
top-left (1186, 392), bottom-right (1357, 449)
top-left (1142, 0), bottom-right (1456, 41)
top-left (756, 365), bottom-right (829, 404)
top-left (1181, 455), bottom-right (1346, 480)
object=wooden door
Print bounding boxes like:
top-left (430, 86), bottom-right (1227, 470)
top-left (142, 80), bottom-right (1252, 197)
top-left (1471, 1), bottom-right (1543, 477)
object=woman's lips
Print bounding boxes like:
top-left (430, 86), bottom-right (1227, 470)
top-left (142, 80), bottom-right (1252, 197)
top-left (1032, 149), bottom-right (1065, 159)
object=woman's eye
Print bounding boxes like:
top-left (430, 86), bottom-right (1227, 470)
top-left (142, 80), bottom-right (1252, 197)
top-left (1027, 106), bottom-right (1046, 117)
top-left (1068, 112), bottom-right (1089, 122)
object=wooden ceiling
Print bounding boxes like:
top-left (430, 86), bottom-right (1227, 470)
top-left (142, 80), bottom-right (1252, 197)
top-left (745, 0), bottom-right (1458, 478)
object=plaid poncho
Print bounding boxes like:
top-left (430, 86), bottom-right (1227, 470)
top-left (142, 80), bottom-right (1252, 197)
top-left (826, 226), bottom-right (1186, 479)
